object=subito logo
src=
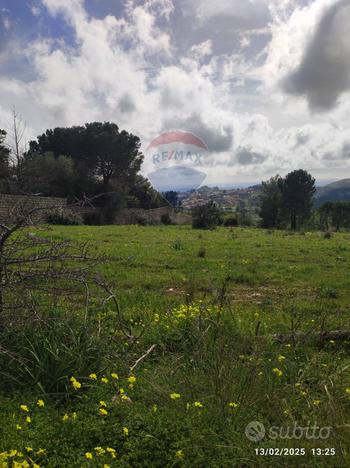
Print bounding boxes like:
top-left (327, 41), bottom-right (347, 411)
top-left (146, 130), bottom-right (208, 193)
top-left (245, 421), bottom-right (266, 442)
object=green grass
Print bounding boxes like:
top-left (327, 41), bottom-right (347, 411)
top-left (1, 226), bottom-right (350, 467)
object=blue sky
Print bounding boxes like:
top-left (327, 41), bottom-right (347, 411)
top-left (0, 0), bottom-right (350, 184)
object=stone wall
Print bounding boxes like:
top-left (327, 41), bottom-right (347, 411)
top-left (114, 206), bottom-right (191, 225)
top-left (0, 194), bottom-right (67, 223)
top-left (0, 194), bottom-right (191, 225)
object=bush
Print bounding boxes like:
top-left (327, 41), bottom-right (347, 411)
top-left (46, 209), bottom-right (82, 226)
top-left (223, 216), bottom-right (238, 227)
top-left (192, 201), bottom-right (223, 229)
top-left (83, 211), bottom-right (104, 225)
top-left (324, 231), bottom-right (333, 239)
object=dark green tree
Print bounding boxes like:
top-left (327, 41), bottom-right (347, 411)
top-left (28, 122), bottom-right (143, 197)
top-left (0, 129), bottom-right (10, 193)
top-left (259, 175), bottom-right (285, 228)
top-left (20, 152), bottom-right (75, 197)
top-left (127, 176), bottom-right (164, 209)
top-left (333, 202), bottom-right (350, 230)
top-left (192, 201), bottom-right (223, 229)
top-left (319, 201), bottom-right (333, 230)
top-left (163, 191), bottom-right (179, 206)
top-left (279, 169), bottom-right (316, 230)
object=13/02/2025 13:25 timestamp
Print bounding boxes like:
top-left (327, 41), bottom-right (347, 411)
top-left (254, 448), bottom-right (336, 456)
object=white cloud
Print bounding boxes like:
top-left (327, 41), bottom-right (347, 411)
top-left (0, 0), bottom-right (350, 183)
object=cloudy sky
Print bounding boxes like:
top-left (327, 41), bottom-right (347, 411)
top-left (1, 0), bottom-right (350, 185)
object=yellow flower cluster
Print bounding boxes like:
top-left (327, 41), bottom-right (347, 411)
top-left (62, 412), bottom-right (77, 421)
top-left (228, 402), bottom-right (239, 409)
top-left (170, 393), bottom-right (181, 400)
top-left (70, 376), bottom-right (81, 390)
top-left (85, 446), bottom-right (117, 461)
top-left (172, 303), bottom-right (212, 320)
top-left (1, 448), bottom-right (46, 468)
top-left (272, 367), bottom-right (283, 378)
top-left (193, 401), bottom-right (203, 408)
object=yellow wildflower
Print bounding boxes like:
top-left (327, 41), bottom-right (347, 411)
top-left (106, 447), bottom-right (116, 458)
top-left (94, 447), bottom-right (106, 456)
top-left (194, 401), bottom-right (203, 408)
top-left (170, 393), bottom-right (181, 400)
top-left (277, 355), bottom-right (286, 362)
top-left (99, 400), bottom-right (107, 407)
top-left (272, 367), bottom-right (283, 378)
top-left (36, 448), bottom-right (46, 456)
top-left (111, 373), bottom-right (118, 379)
top-left (26, 416), bottom-right (32, 423)
top-left (175, 450), bottom-right (184, 459)
top-left (99, 408), bottom-right (108, 416)
top-left (313, 400), bottom-right (321, 406)
top-left (119, 388), bottom-right (125, 394)
top-left (101, 377), bottom-right (109, 384)
top-left (228, 402), bottom-right (239, 408)
top-left (128, 375), bottom-right (136, 384)
top-left (20, 405), bottom-right (29, 412)
top-left (37, 399), bottom-right (45, 408)
top-left (62, 413), bottom-right (69, 421)
top-left (16, 424), bottom-right (22, 430)
top-left (85, 452), bottom-right (93, 460)
top-left (25, 447), bottom-right (33, 452)
top-left (89, 373), bottom-right (97, 380)
top-left (70, 377), bottom-right (81, 390)
top-left (152, 404), bottom-right (158, 412)
top-left (123, 426), bottom-right (129, 436)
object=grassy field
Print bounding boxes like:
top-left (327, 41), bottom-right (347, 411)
top-left (1, 225), bottom-right (350, 467)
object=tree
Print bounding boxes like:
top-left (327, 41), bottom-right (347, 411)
top-left (259, 175), bottom-right (284, 228)
top-left (9, 108), bottom-right (26, 188)
top-left (127, 176), bottom-right (164, 209)
top-left (29, 122), bottom-right (143, 197)
top-left (0, 129), bottom-right (10, 193)
top-left (279, 169), bottom-right (316, 230)
top-left (192, 201), bottom-right (223, 229)
top-left (332, 202), bottom-right (350, 231)
top-left (20, 152), bottom-right (75, 197)
top-left (163, 191), bottom-right (179, 206)
top-left (319, 201), bottom-right (333, 230)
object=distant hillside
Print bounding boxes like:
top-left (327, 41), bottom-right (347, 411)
top-left (315, 179), bottom-right (350, 207)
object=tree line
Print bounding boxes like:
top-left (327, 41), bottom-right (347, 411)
top-left (0, 121), bottom-right (164, 217)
